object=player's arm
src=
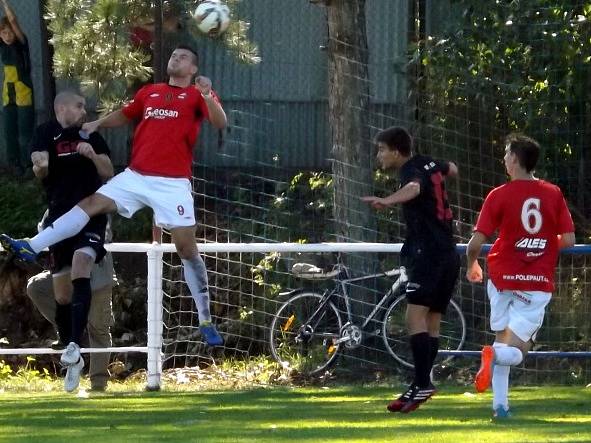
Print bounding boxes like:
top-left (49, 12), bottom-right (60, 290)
top-left (82, 110), bottom-right (130, 135)
top-left (360, 180), bottom-right (420, 210)
top-left (77, 142), bottom-right (114, 181)
top-left (195, 76), bottom-right (227, 129)
top-left (31, 150), bottom-right (49, 179)
top-left (558, 232), bottom-right (575, 249)
top-left (466, 231), bottom-right (487, 283)
top-left (1, 0), bottom-right (26, 44)
top-left (446, 162), bottom-right (458, 178)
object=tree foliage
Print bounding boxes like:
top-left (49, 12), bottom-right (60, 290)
top-left (45, 0), bottom-right (259, 112)
top-left (416, 0), bottom-right (591, 216)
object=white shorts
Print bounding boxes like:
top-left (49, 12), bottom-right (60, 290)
top-left (487, 280), bottom-right (551, 342)
top-left (97, 168), bottom-right (196, 229)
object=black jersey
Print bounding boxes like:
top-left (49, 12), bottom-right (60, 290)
top-left (30, 120), bottom-right (110, 219)
top-left (399, 154), bottom-right (456, 254)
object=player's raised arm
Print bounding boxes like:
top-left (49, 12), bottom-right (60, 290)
top-left (1, 0), bottom-right (26, 44)
top-left (82, 110), bottom-right (130, 135)
top-left (196, 75), bottom-right (227, 129)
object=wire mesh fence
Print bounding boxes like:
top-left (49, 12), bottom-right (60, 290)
top-left (1, 0), bottom-right (590, 386)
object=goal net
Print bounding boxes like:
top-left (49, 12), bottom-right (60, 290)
top-left (158, 0), bottom-right (591, 385)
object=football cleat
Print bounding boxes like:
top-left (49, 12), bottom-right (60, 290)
top-left (200, 323), bottom-right (224, 347)
top-left (475, 345), bottom-right (495, 393)
top-left (387, 385), bottom-right (415, 412)
top-left (61, 342), bottom-right (81, 367)
top-left (0, 235), bottom-right (37, 263)
top-left (64, 356), bottom-right (85, 393)
top-left (492, 405), bottom-right (511, 420)
top-left (399, 383), bottom-right (438, 413)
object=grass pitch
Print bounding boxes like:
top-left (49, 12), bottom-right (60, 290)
top-left (1, 385), bottom-right (590, 442)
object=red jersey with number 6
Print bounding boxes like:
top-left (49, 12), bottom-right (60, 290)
top-left (122, 83), bottom-right (213, 178)
top-left (474, 179), bottom-right (574, 292)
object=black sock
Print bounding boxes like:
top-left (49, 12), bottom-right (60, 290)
top-left (71, 278), bottom-right (92, 346)
top-left (429, 336), bottom-right (439, 369)
top-left (410, 332), bottom-right (431, 388)
top-left (55, 302), bottom-right (72, 344)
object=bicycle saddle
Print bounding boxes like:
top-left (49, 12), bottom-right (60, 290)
top-left (291, 263), bottom-right (342, 280)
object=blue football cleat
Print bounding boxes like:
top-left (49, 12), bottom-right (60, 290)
top-left (200, 323), bottom-right (224, 347)
top-left (492, 406), bottom-right (511, 420)
top-left (0, 235), bottom-right (37, 262)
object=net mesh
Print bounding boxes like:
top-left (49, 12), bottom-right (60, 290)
top-left (154, 0), bottom-right (591, 384)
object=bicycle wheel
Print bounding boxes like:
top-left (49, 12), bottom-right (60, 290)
top-left (269, 291), bottom-right (342, 376)
top-left (382, 296), bottom-right (466, 368)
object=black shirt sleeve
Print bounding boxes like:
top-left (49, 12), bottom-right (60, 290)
top-left (436, 160), bottom-right (450, 175)
top-left (89, 133), bottom-right (111, 157)
top-left (400, 161), bottom-right (429, 193)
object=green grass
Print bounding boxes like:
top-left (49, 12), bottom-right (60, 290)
top-left (1, 386), bottom-right (590, 442)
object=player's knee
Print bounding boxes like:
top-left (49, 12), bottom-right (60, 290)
top-left (71, 252), bottom-right (94, 279)
top-left (175, 242), bottom-right (197, 259)
top-left (79, 194), bottom-right (115, 217)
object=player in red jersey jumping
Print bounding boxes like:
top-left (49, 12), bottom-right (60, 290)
top-left (1, 45), bottom-right (227, 352)
top-left (466, 133), bottom-right (575, 419)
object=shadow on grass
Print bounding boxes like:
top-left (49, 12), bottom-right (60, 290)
top-left (1, 386), bottom-right (590, 442)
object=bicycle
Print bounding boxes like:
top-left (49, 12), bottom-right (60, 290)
top-left (269, 262), bottom-right (466, 376)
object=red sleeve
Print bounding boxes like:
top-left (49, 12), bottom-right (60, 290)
top-left (474, 188), bottom-right (500, 237)
top-left (122, 86), bottom-right (148, 120)
top-left (556, 192), bottom-right (575, 234)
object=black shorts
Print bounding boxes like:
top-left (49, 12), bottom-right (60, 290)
top-left (402, 247), bottom-right (460, 314)
top-left (48, 215), bottom-right (107, 273)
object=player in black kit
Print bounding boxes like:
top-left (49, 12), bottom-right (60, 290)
top-left (361, 127), bottom-right (460, 413)
top-left (29, 90), bottom-right (113, 392)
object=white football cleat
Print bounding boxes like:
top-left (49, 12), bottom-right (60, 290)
top-left (64, 356), bottom-right (85, 393)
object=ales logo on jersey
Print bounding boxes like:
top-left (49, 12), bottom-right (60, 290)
top-left (514, 237), bottom-right (547, 260)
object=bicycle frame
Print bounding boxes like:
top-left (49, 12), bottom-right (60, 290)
top-left (298, 266), bottom-right (409, 337)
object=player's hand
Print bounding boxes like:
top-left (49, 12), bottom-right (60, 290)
top-left (82, 120), bottom-right (100, 135)
top-left (360, 196), bottom-right (388, 210)
top-left (77, 142), bottom-right (96, 159)
top-left (195, 75), bottom-right (213, 97)
top-left (466, 261), bottom-right (483, 283)
top-left (31, 151), bottom-right (48, 168)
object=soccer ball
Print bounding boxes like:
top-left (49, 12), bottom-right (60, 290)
top-left (193, 1), bottom-right (231, 36)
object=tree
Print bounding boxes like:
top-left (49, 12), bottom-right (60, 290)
top-left (45, 0), bottom-right (260, 112)
top-left (321, 0), bottom-right (377, 253)
top-left (415, 0), bottom-right (591, 224)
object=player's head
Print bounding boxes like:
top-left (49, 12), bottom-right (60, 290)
top-left (0, 18), bottom-right (15, 45)
top-left (504, 133), bottom-right (540, 175)
top-left (167, 45), bottom-right (199, 78)
top-left (54, 90), bottom-right (87, 128)
top-left (374, 126), bottom-right (413, 170)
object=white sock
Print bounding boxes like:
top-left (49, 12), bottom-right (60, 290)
top-left (493, 342), bottom-right (523, 366)
top-left (30, 206), bottom-right (90, 253)
top-left (492, 364), bottom-right (510, 410)
top-left (182, 255), bottom-right (212, 324)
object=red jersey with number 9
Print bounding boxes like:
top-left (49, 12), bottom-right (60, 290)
top-left (122, 83), bottom-right (213, 178)
top-left (474, 179), bottom-right (574, 292)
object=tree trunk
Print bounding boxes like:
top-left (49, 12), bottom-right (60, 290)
top-left (325, 0), bottom-right (376, 349)
top-left (326, 0), bottom-right (376, 255)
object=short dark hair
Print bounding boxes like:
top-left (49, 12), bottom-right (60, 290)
top-left (54, 89), bottom-right (83, 108)
top-left (505, 133), bottom-right (540, 173)
top-left (374, 126), bottom-right (413, 156)
top-left (0, 17), bottom-right (11, 32)
top-left (174, 44), bottom-right (199, 66)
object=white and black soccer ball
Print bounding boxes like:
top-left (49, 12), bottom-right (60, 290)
top-left (193, 1), bottom-right (231, 36)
